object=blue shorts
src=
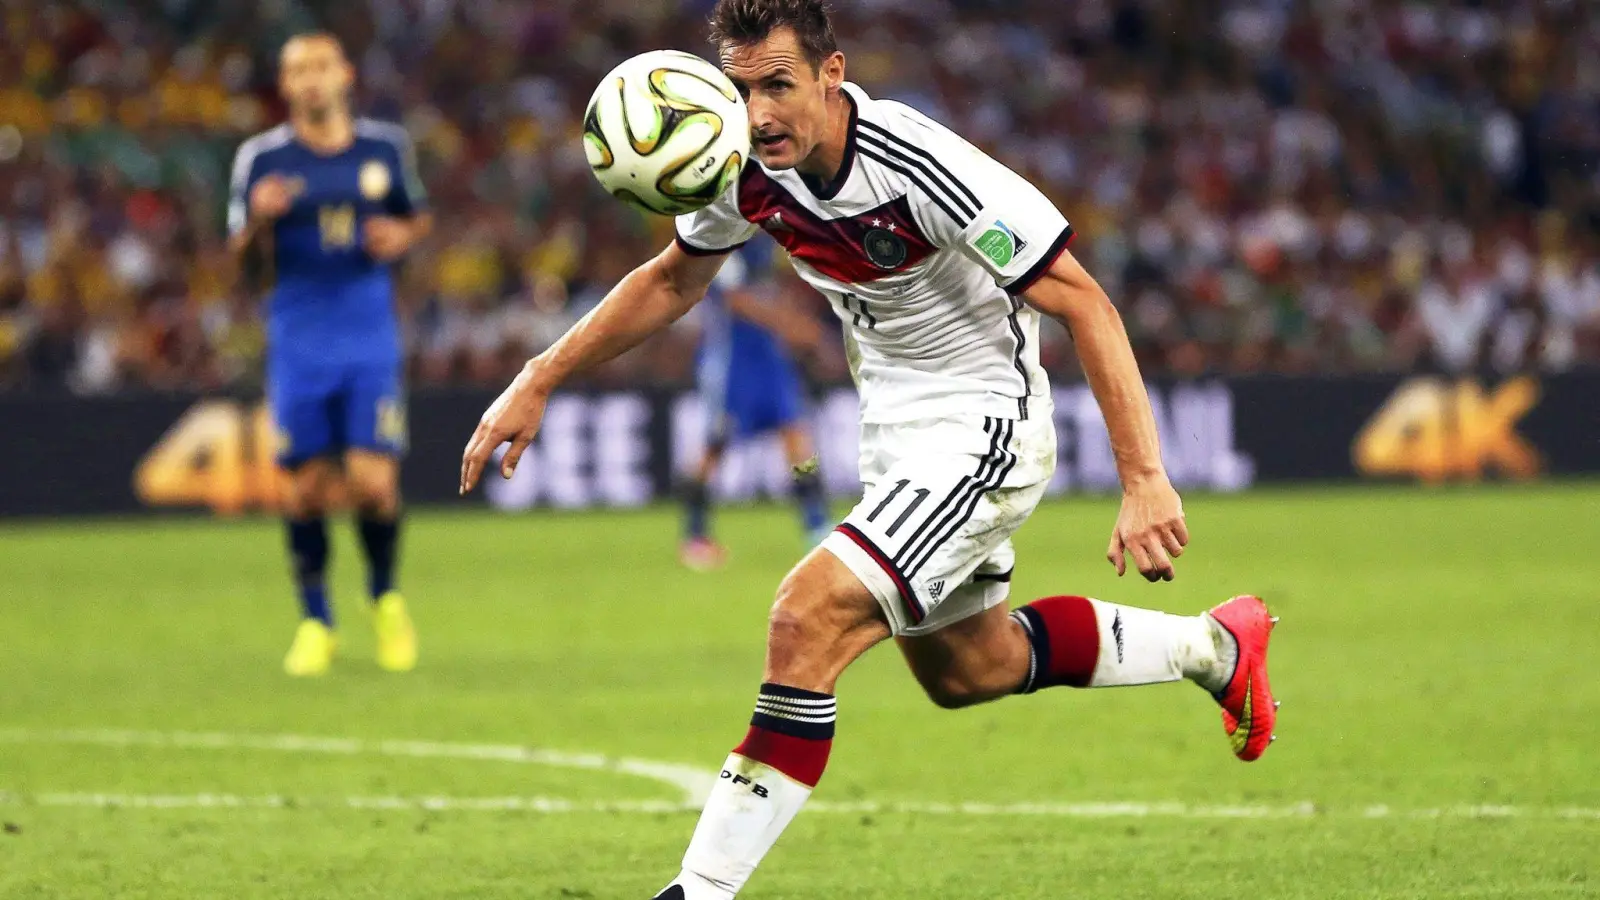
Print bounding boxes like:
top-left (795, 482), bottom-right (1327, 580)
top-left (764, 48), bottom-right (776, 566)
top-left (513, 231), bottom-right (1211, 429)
top-left (702, 357), bottom-right (805, 445)
top-left (268, 359), bottom-right (406, 468)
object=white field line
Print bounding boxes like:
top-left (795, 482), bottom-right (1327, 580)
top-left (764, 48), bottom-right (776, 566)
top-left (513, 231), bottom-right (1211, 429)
top-left (0, 793), bottom-right (1597, 819)
top-left (0, 727), bottom-right (716, 804)
top-left (1, 728), bottom-right (1596, 821)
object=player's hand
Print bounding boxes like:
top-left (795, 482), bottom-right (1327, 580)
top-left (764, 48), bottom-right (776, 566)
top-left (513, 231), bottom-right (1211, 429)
top-left (460, 364), bottom-right (549, 495)
top-left (363, 217), bottom-right (414, 261)
top-left (1107, 475), bottom-right (1188, 582)
top-left (249, 175), bottom-right (299, 221)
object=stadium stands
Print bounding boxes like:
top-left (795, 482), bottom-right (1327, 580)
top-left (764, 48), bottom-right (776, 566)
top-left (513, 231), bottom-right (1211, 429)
top-left (0, 0), bottom-right (1596, 393)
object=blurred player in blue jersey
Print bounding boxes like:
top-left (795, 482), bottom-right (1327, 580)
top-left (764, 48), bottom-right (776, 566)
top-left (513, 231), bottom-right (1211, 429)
top-left (681, 239), bottom-right (830, 571)
top-left (227, 33), bottom-right (431, 676)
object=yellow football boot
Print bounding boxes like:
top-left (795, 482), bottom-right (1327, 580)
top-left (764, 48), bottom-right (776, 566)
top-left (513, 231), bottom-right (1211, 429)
top-left (283, 619), bottom-right (337, 677)
top-left (372, 591), bottom-right (417, 672)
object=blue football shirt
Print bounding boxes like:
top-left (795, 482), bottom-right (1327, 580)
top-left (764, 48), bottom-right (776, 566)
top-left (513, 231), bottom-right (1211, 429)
top-left (227, 119), bottom-right (427, 367)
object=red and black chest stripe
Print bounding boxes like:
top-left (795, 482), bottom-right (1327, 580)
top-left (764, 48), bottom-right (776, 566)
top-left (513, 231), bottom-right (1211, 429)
top-left (737, 165), bottom-right (936, 285)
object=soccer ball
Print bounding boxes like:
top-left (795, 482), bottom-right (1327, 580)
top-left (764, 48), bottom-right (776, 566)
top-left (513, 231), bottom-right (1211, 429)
top-left (582, 50), bottom-right (750, 216)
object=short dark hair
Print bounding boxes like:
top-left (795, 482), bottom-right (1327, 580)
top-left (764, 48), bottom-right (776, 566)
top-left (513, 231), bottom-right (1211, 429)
top-left (709, 0), bottom-right (838, 69)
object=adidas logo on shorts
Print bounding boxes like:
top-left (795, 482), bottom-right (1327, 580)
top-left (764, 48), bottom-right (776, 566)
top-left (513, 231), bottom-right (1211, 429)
top-left (927, 580), bottom-right (946, 602)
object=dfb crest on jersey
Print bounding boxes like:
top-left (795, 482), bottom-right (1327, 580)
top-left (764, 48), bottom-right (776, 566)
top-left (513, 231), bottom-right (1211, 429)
top-left (863, 228), bottom-right (907, 270)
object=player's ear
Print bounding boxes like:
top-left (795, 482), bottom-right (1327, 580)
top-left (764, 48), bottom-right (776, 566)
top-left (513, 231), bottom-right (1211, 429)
top-left (337, 51), bottom-right (356, 88)
top-left (820, 51), bottom-right (845, 91)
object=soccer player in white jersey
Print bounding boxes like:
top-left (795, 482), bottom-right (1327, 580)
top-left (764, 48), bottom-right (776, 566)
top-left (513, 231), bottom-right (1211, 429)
top-left (460, 1), bottom-right (1279, 896)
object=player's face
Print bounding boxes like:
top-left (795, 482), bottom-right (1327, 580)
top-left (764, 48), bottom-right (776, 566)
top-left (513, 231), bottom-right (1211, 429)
top-left (722, 28), bottom-right (844, 171)
top-left (279, 36), bottom-right (353, 121)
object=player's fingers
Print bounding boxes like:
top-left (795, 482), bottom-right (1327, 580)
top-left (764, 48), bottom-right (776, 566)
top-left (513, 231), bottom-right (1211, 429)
top-left (501, 431), bottom-right (534, 479)
top-left (1107, 531), bottom-right (1126, 576)
top-left (1172, 517), bottom-right (1191, 547)
top-left (1127, 534), bottom-right (1156, 580)
top-left (1142, 535), bottom-right (1175, 582)
top-left (460, 426), bottom-right (489, 494)
top-left (1160, 525), bottom-right (1185, 558)
top-left (468, 437), bottom-right (498, 490)
top-left (459, 442), bottom-right (476, 495)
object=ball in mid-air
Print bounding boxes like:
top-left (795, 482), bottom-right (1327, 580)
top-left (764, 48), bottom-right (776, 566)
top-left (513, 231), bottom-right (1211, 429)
top-left (582, 50), bottom-right (750, 216)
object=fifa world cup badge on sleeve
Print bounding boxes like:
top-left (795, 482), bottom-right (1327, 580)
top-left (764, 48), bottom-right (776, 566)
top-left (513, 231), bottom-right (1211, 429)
top-left (972, 221), bottom-right (1028, 267)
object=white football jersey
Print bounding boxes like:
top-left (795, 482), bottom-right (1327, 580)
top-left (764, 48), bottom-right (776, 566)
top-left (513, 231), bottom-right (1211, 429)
top-left (676, 82), bottom-right (1075, 424)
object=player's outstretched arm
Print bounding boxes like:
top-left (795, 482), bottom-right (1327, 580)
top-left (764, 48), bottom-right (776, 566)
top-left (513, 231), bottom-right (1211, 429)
top-left (459, 242), bottom-right (726, 494)
top-left (1022, 251), bottom-right (1188, 582)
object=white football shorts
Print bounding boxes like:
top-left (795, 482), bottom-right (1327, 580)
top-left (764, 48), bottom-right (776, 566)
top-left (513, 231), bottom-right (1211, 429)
top-left (822, 411), bottom-right (1057, 637)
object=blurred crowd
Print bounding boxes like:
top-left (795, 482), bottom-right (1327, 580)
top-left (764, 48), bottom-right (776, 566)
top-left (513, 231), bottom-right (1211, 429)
top-left (1, 0), bottom-right (1597, 394)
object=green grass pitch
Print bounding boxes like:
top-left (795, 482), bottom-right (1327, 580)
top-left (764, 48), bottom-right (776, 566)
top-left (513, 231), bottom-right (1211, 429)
top-left (1, 485), bottom-right (1596, 898)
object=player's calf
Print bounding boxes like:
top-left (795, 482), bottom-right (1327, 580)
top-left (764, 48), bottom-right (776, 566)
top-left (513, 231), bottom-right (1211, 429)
top-left (282, 459), bottom-right (337, 628)
top-left (345, 451), bottom-right (402, 599)
top-left (898, 602), bottom-right (1032, 709)
top-left (343, 450), bottom-right (414, 670)
top-left (659, 550), bottom-right (887, 900)
top-left (915, 592), bottom-right (1276, 760)
top-left (918, 667), bottom-right (1018, 710)
top-left (279, 460), bottom-right (339, 674)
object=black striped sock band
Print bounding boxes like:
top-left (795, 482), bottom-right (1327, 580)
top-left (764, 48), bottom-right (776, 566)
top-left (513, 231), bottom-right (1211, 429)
top-left (750, 682), bottom-right (836, 741)
top-left (1011, 608), bottom-right (1045, 695)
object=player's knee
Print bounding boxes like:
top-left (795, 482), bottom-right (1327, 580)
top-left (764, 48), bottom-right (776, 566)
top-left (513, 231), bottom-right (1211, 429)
top-left (284, 493), bottom-right (325, 519)
top-left (346, 467), bottom-right (399, 516)
top-left (349, 478), bottom-right (398, 516)
top-left (764, 556), bottom-right (888, 689)
top-left (766, 579), bottom-right (833, 674)
top-left (284, 471), bottom-right (330, 518)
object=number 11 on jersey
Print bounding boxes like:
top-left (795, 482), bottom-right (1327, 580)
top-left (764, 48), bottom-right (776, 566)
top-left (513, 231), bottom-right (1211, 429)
top-left (837, 291), bottom-right (877, 330)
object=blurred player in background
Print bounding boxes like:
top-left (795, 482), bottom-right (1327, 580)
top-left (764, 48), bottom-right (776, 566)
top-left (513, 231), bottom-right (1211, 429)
top-left (228, 33), bottom-right (430, 677)
top-left (681, 238), bottom-right (831, 571)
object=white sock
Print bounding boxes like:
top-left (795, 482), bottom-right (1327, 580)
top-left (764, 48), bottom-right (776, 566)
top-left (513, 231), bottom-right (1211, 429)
top-left (1084, 598), bottom-right (1233, 691)
top-left (659, 683), bottom-right (836, 899)
top-left (663, 753), bottom-right (814, 900)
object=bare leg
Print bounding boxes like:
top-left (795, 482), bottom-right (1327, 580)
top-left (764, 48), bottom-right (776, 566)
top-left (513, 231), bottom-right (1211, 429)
top-left (901, 593), bottom-right (1236, 707)
top-left (658, 548), bottom-right (889, 900)
top-left (897, 603), bottom-right (1031, 708)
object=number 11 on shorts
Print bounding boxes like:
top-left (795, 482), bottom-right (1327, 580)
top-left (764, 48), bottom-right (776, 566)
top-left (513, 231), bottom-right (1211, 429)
top-left (865, 479), bottom-right (930, 538)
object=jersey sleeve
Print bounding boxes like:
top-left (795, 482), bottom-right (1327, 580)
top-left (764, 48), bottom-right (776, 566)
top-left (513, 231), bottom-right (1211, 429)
top-left (882, 109), bottom-right (1074, 295)
top-left (674, 181), bottom-right (758, 256)
top-left (386, 129), bottom-right (429, 216)
top-left (226, 138), bottom-right (263, 236)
